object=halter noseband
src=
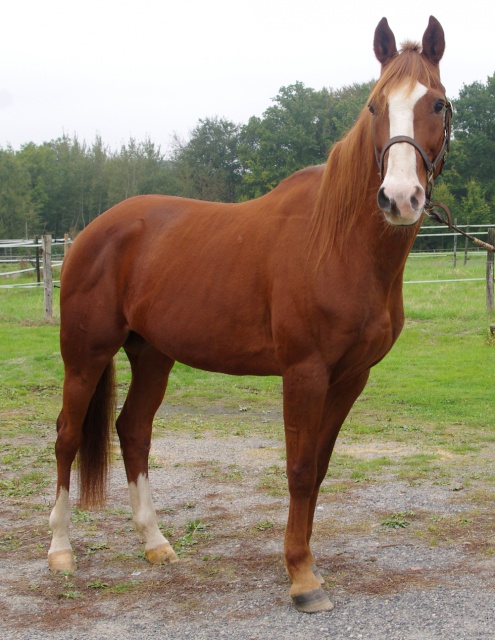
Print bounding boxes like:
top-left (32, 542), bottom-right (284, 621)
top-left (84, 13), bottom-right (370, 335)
top-left (375, 101), bottom-right (453, 200)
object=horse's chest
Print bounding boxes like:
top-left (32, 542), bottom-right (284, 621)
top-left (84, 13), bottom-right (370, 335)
top-left (324, 305), bottom-right (403, 376)
top-left (361, 310), bottom-right (400, 358)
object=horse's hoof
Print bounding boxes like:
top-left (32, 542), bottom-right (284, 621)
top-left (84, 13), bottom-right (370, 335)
top-left (145, 543), bottom-right (179, 565)
top-left (291, 587), bottom-right (334, 613)
top-left (312, 563), bottom-right (325, 585)
top-left (48, 549), bottom-right (76, 573)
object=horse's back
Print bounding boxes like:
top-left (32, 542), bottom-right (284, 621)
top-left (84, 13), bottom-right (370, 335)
top-left (67, 165), bottom-right (324, 261)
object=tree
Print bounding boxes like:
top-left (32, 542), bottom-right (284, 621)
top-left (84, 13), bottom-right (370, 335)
top-left (99, 137), bottom-right (179, 216)
top-left (238, 81), bottom-right (375, 199)
top-left (0, 147), bottom-right (37, 237)
top-left (172, 117), bottom-right (241, 202)
top-left (18, 142), bottom-right (59, 233)
top-left (451, 74), bottom-right (495, 200)
top-left (238, 83), bottom-right (331, 198)
top-left (85, 135), bottom-right (109, 222)
top-left (461, 179), bottom-right (492, 225)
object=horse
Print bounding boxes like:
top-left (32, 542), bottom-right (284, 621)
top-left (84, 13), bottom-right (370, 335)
top-left (48, 16), bottom-right (451, 613)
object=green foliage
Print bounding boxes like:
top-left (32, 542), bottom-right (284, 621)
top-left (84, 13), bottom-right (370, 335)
top-left (87, 578), bottom-right (109, 589)
top-left (255, 520), bottom-right (275, 531)
top-left (172, 117), bottom-right (242, 202)
top-left (237, 81), bottom-right (374, 199)
top-left (382, 512), bottom-right (414, 529)
top-left (461, 180), bottom-right (492, 225)
top-left (238, 82), bottom-right (332, 197)
top-left (173, 520), bottom-right (210, 556)
top-left (1, 135), bottom-right (179, 239)
top-left (451, 74), bottom-right (495, 200)
top-left (440, 72), bottom-right (495, 220)
top-left (430, 182), bottom-right (456, 211)
top-left (0, 147), bottom-right (36, 237)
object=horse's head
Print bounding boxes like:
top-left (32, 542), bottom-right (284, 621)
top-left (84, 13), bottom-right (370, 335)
top-left (370, 16), bottom-right (451, 226)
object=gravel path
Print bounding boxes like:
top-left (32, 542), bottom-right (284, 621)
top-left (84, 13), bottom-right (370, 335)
top-left (1, 430), bottom-right (494, 639)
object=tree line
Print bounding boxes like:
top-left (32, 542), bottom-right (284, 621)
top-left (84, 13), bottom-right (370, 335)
top-left (0, 74), bottom-right (494, 239)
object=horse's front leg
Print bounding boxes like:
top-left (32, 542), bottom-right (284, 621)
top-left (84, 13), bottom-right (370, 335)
top-left (282, 358), bottom-right (333, 613)
top-left (117, 338), bottom-right (178, 566)
top-left (305, 370), bottom-right (371, 583)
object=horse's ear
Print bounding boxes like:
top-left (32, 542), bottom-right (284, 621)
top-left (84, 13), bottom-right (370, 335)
top-left (422, 16), bottom-right (445, 65)
top-left (374, 18), bottom-right (397, 66)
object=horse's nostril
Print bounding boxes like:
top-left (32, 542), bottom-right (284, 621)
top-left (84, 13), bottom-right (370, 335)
top-left (410, 196), bottom-right (419, 210)
top-left (377, 187), bottom-right (390, 212)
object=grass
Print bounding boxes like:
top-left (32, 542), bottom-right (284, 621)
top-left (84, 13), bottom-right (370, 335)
top-left (0, 251), bottom-right (493, 492)
top-left (174, 519), bottom-right (210, 556)
top-left (382, 511), bottom-right (415, 529)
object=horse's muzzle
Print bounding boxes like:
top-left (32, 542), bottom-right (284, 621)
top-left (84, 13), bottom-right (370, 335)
top-left (377, 185), bottom-right (424, 226)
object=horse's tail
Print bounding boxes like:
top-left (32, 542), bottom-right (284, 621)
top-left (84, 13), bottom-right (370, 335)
top-left (77, 361), bottom-right (116, 508)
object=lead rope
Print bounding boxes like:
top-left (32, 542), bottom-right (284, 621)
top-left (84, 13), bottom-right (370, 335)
top-left (425, 201), bottom-right (495, 252)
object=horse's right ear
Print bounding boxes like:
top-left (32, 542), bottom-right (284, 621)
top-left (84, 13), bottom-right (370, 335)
top-left (374, 18), bottom-right (397, 66)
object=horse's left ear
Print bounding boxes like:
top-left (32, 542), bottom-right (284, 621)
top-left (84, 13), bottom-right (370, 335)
top-left (422, 16), bottom-right (445, 65)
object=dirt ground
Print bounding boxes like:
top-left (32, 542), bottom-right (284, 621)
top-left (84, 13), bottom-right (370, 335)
top-left (1, 404), bottom-right (494, 640)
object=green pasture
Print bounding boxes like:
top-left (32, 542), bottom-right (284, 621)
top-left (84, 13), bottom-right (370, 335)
top-left (0, 251), bottom-right (493, 480)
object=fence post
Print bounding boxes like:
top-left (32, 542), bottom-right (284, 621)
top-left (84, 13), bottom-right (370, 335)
top-left (463, 217), bottom-right (470, 266)
top-left (487, 228), bottom-right (495, 314)
top-left (64, 233), bottom-right (70, 257)
top-left (42, 234), bottom-right (53, 320)
top-left (35, 236), bottom-right (41, 284)
top-left (453, 218), bottom-right (457, 267)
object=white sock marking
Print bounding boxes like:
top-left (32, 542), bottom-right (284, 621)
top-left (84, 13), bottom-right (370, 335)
top-left (128, 474), bottom-right (169, 551)
top-left (48, 487), bottom-right (72, 554)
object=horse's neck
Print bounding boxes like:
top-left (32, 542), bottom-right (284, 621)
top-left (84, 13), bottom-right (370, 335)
top-left (330, 169), bottom-right (419, 283)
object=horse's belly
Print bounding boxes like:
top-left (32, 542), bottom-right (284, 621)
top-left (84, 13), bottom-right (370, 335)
top-left (128, 297), bottom-right (280, 376)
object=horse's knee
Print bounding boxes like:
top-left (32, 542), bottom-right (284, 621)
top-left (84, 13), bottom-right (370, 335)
top-left (286, 462), bottom-right (317, 499)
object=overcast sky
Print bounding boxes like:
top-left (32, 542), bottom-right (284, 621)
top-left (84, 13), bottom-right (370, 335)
top-left (1, 0), bottom-right (493, 152)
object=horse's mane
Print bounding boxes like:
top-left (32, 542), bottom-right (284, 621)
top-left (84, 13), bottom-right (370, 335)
top-left (309, 42), bottom-right (439, 261)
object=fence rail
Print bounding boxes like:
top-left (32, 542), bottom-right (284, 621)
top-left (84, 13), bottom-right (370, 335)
top-left (0, 235), bottom-right (70, 318)
top-left (0, 236), bottom-right (70, 289)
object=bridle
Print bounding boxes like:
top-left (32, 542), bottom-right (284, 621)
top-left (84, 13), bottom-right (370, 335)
top-left (372, 101), bottom-right (494, 252)
top-left (374, 100), bottom-right (453, 201)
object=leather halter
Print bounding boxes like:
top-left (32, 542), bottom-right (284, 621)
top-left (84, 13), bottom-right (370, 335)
top-left (375, 101), bottom-right (453, 200)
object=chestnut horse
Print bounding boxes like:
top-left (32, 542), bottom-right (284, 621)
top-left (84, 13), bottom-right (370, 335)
top-left (49, 17), bottom-right (451, 613)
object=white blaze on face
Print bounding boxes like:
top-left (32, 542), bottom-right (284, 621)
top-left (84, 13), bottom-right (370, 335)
top-left (381, 81), bottom-right (428, 225)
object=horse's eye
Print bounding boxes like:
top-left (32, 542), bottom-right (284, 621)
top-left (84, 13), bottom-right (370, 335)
top-left (434, 100), bottom-right (445, 114)
top-left (368, 103), bottom-right (376, 115)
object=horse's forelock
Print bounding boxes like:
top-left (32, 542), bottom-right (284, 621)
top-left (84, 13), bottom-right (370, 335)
top-left (370, 42), bottom-right (440, 106)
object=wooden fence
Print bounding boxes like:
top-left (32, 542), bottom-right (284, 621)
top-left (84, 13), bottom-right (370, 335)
top-left (0, 235), bottom-right (70, 319)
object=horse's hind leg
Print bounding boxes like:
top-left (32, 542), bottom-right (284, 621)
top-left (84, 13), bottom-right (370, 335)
top-left (49, 356), bottom-right (116, 573)
top-left (116, 333), bottom-right (178, 565)
top-left (282, 357), bottom-right (333, 613)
